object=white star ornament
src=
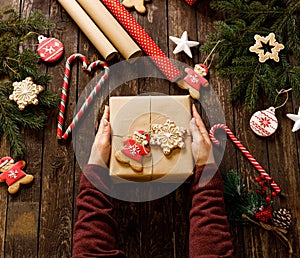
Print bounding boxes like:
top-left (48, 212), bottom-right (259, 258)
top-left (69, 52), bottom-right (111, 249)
top-left (286, 107), bottom-right (300, 132)
top-left (169, 31), bottom-right (199, 58)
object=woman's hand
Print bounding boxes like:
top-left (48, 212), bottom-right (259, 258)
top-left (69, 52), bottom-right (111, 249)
top-left (189, 104), bottom-right (215, 166)
top-left (88, 105), bottom-right (111, 167)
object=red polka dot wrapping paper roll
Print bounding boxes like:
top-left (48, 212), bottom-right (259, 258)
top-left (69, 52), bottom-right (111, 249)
top-left (100, 0), bottom-right (182, 82)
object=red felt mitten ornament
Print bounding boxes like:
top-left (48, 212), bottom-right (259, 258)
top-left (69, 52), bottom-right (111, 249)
top-left (0, 157), bottom-right (34, 194)
top-left (250, 107), bottom-right (278, 137)
top-left (37, 35), bottom-right (64, 63)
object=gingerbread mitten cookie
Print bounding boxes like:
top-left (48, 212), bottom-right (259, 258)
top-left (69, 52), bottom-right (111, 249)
top-left (115, 130), bottom-right (150, 172)
top-left (177, 64), bottom-right (209, 99)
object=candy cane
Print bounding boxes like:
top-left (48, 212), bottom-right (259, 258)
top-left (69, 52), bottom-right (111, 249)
top-left (209, 124), bottom-right (281, 194)
top-left (57, 54), bottom-right (110, 139)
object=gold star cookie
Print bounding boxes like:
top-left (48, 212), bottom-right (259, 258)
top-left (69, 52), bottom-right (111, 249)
top-left (249, 33), bottom-right (284, 63)
top-left (150, 120), bottom-right (186, 155)
top-left (9, 77), bottom-right (44, 110)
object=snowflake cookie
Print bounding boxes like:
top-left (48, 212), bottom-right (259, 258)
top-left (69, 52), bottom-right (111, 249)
top-left (9, 77), bottom-right (44, 110)
top-left (150, 120), bottom-right (186, 155)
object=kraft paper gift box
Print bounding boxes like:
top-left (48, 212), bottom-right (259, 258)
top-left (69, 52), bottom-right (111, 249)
top-left (109, 95), bottom-right (193, 182)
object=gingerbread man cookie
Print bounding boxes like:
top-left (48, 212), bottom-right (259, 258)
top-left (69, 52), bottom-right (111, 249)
top-left (0, 157), bottom-right (34, 194)
top-left (177, 64), bottom-right (209, 99)
top-left (9, 77), bottom-right (44, 110)
top-left (122, 0), bottom-right (150, 14)
top-left (150, 120), bottom-right (186, 155)
top-left (115, 130), bottom-right (150, 172)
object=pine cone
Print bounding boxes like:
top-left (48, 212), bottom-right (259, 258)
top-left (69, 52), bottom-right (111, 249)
top-left (271, 208), bottom-right (292, 230)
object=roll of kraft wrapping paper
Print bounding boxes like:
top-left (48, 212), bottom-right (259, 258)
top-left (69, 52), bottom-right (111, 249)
top-left (58, 0), bottom-right (117, 60)
top-left (77, 0), bottom-right (142, 60)
top-left (101, 0), bottom-right (182, 82)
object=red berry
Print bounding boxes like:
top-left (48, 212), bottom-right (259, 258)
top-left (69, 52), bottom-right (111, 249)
top-left (265, 196), bottom-right (271, 202)
top-left (271, 192), bottom-right (277, 197)
top-left (260, 174), bottom-right (265, 179)
top-left (258, 181), bottom-right (263, 186)
top-left (254, 177), bottom-right (261, 182)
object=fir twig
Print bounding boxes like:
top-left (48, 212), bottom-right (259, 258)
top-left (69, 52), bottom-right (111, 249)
top-left (0, 6), bottom-right (57, 157)
top-left (201, 0), bottom-right (300, 110)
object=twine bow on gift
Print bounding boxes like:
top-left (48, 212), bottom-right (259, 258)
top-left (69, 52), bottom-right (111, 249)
top-left (57, 53), bottom-right (110, 140)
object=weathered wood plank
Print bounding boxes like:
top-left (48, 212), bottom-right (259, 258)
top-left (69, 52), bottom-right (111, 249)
top-left (38, 0), bottom-right (77, 256)
top-left (135, 2), bottom-right (177, 257)
top-left (267, 98), bottom-right (300, 257)
top-left (167, 1), bottom-right (198, 257)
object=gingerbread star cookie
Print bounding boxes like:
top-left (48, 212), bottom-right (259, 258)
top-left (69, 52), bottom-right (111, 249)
top-left (249, 33), bottom-right (284, 63)
top-left (150, 120), bottom-right (186, 155)
top-left (122, 0), bottom-right (151, 14)
top-left (9, 77), bottom-right (44, 110)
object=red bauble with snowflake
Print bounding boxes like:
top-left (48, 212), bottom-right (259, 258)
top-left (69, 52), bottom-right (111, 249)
top-left (37, 35), bottom-right (64, 63)
top-left (250, 107), bottom-right (278, 137)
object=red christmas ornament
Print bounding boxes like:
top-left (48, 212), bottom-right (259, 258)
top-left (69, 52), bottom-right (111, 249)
top-left (250, 107), bottom-right (278, 137)
top-left (37, 35), bottom-right (64, 63)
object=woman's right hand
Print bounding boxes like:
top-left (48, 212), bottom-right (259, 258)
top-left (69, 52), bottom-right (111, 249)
top-left (189, 104), bottom-right (215, 167)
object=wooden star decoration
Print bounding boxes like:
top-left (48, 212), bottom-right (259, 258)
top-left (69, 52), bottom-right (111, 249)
top-left (9, 77), bottom-right (44, 110)
top-left (249, 33), bottom-right (284, 63)
top-left (169, 31), bottom-right (199, 58)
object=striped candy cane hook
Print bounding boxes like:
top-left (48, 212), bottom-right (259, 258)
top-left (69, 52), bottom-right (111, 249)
top-left (209, 124), bottom-right (281, 195)
top-left (57, 54), bottom-right (110, 140)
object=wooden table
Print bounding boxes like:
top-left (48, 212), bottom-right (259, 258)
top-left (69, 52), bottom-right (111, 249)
top-left (0, 0), bottom-right (299, 257)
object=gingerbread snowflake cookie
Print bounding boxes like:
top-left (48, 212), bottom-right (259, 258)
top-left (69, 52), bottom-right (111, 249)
top-left (9, 77), bottom-right (44, 110)
top-left (150, 120), bottom-right (186, 155)
top-left (115, 130), bottom-right (150, 172)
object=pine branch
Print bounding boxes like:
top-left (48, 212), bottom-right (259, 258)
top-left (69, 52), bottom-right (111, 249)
top-left (202, 0), bottom-right (300, 110)
top-left (0, 6), bottom-right (57, 158)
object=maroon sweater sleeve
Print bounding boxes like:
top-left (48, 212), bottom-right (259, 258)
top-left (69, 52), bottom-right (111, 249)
top-left (72, 165), bottom-right (125, 258)
top-left (189, 164), bottom-right (234, 258)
